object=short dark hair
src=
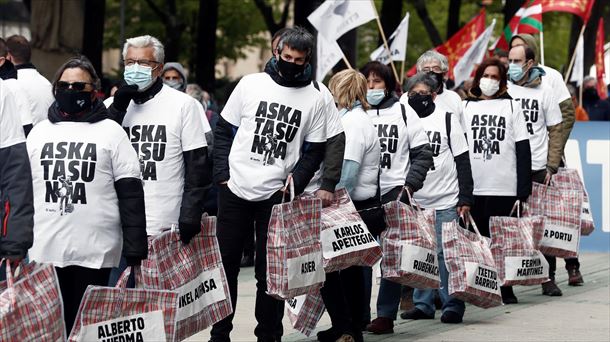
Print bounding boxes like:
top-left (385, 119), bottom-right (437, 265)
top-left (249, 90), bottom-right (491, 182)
top-left (0, 38), bottom-right (7, 57)
top-left (6, 35), bottom-right (31, 64)
top-left (406, 72), bottom-right (438, 93)
top-left (360, 61), bottom-right (396, 94)
top-left (471, 57), bottom-right (508, 98)
top-left (52, 56), bottom-right (101, 92)
top-left (276, 26), bottom-right (314, 59)
top-left (271, 27), bottom-right (290, 51)
top-left (524, 46), bottom-right (536, 62)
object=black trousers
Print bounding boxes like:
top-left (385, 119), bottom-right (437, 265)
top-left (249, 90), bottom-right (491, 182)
top-left (320, 266), bottom-right (365, 335)
top-left (55, 266), bottom-right (111, 334)
top-left (470, 195), bottom-right (518, 238)
top-left (210, 185), bottom-right (284, 342)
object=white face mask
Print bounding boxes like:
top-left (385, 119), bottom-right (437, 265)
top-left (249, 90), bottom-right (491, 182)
top-left (479, 77), bottom-right (500, 97)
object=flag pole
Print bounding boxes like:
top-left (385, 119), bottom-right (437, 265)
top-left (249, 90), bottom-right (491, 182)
top-left (400, 60), bottom-right (406, 86)
top-left (341, 53), bottom-right (353, 69)
top-left (564, 25), bottom-right (587, 83)
top-left (370, 0), bottom-right (400, 83)
top-left (539, 30), bottom-right (545, 65)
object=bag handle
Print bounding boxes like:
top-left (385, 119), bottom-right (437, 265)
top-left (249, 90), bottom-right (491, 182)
top-left (2, 259), bottom-right (23, 308)
top-left (509, 200), bottom-right (521, 218)
top-left (396, 186), bottom-right (422, 212)
top-left (115, 266), bottom-right (142, 289)
top-left (281, 173), bottom-right (296, 203)
top-left (460, 212), bottom-right (483, 240)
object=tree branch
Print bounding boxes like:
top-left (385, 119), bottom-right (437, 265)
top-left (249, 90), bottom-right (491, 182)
top-left (413, 0), bottom-right (443, 46)
top-left (253, 0), bottom-right (287, 35)
top-left (143, 0), bottom-right (169, 26)
top-left (279, 0), bottom-right (291, 28)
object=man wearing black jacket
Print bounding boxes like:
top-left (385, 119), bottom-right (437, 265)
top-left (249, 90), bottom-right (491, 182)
top-left (211, 27), bottom-right (327, 342)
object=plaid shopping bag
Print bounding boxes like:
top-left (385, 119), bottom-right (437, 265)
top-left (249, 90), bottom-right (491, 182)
top-left (490, 202), bottom-right (548, 286)
top-left (140, 215), bottom-right (233, 341)
top-left (285, 290), bottom-right (325, 337)
top-left (381, 189), bottom-right (439, 289)
top-left (320, 188), bottom-right (382, 273)
top-left (69, 267), bottom-right (178, 342)
top-left (553, 168), bottom-right (595, 235)
top-left (525, 182), bottom-right (583, 258)
top-left (267, 178), bottom-right (325, 300)
top-left (1, 261), bottom-right (65, 341)
top-left (442, 216), bottom-right (502, 308)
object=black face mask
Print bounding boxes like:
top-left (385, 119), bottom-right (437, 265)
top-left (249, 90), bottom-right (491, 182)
top-left (55, 89), bottom-right (93, 115)
top-left (583, 88), bottom-right (599, 103)
top-left (408, 93), bottom-right (435, 117)
top-left (277, 57), bottom-right (306, 81)
top-left (428, 71), bottom-right (445, 94)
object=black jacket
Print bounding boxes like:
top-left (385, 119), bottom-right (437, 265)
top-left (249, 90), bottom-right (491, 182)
top-left (49, 100), bottom-right (148, 261)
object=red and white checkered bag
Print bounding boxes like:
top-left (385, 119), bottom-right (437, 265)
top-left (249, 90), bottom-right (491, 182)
top-left (285, 290), bottom-right (325, 336)
top-left (1, 260), bottom-right (65, 341)
top-left (267, 177), bottom-right (325, 300)
top-left (140, 215), bottom-right (233, 341)
top-left (442, 215), bottom-right (502, 308)
top-left (69, 267), bottom-right (178, 342)
top-left (320, 188), bottom-right (382, 273)
top-left (553, 168), bottom-right (595, 235)
top-left (525, 182), bottom-right (583, 258)
top-left (490, 201), bottom-right (549, 286)
top-left (381, 188), bottom-right (439, 289)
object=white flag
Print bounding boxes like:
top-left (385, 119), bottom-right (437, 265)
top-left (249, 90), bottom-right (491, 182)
top-left (316, 33), bottom-right (344, 81)
top-left (370, 13), bottom-right (410, 64)
top-left (308, 0), bottom-right (377, 42)
top-left (570, 33), bottom-right (584, 86)
top-left (453, 19), bottom-right (496, 87)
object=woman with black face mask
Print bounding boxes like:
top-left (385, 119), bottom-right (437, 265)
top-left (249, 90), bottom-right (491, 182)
top-left (26, 56), bottom-right (147, 332)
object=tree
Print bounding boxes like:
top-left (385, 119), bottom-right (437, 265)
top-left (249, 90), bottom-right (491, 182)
top-left (412, 0), bottom-right (443, 46)
top-left (446, 0), bottom-right (461, 38)
top-left (82, 0), bottom-right (106, 77)
top-left (253, 0), bottom-right (291, 36)
top-left (142, 0), bottom-right (186, 62)
top-left (196, 0), bottom-right (218, 91)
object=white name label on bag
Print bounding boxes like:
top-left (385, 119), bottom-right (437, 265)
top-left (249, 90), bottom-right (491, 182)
top-left (286, 294), bottom-right (306, 315)
top-left (541, 223), bottom-right (579, 252)
top-left (175, 267), bottom-right (226, 321)
top-left (287, 251), bottom-right (325, 289)
top-left (581, 200), bottom-right (593, 222)
top-left (320, 221), bottom-right (379, 259)
top-left (465, 262), bottom-right (500, 295)
top-left (400, 244), bottom-right (440, 281)
top-left (79, 310), bottom-right (166, 341)
top-left (504, 251), bottom-right (549, 281)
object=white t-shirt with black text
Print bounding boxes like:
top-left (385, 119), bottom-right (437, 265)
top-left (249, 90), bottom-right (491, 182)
top-left (0, 80), bottom-right (25, 148)
top-left (27, 119), bottom-right (141, 268)
top-left (508, 82), bottom-right (563, 171)
top-left (413, 109), bottom-right (469, 209)
top-left (462, 98), bottom-right (530, 196)
top-left (105, 85), bottom-right (207, 235)
top-left (541, 65), bottom-right (571, 103)
top-left (341, 107), bottom-right (380, 201)
top-left (368, 101), bottom-right (429, 195)
top-left (221, 73), bottom-right (327, 201)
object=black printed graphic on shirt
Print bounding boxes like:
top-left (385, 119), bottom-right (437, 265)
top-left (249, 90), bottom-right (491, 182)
top-left (40, 142), bottom-right (97, 215)
top-left (470, 114), bottom-right (506, 161)
top-left (251, 101), bottom-right (302, 165)
top-left (376, 124), bottom-right (399, 169)
top-left (124, 125), bottom-right (167, 181)
top-left (426, 130), bottom-right (442, 170)
top-left (514, 98), bottom-right (539, 135)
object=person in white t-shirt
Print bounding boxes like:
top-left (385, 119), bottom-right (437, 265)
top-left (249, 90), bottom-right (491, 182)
top-left (0, 38), bottom-right (34, 135)
top-left (400, 73), bottom-right (473, 324)
top-left (26, 57), bottom-right (147, 331)
top-left (361, 61), bottom-right (433, 335)
top-left (317, 69), bottom-right (380, 342)
top-left (5, 35), bottom-right (54, 125)
top-left (211, 27), bottom-right (327, 341)
top-left (510, 33), bottom-right (584, 292)
top-left (463, 58), bottom-right (532, 304)
top-left (0, 79), bottom-right (34, 275)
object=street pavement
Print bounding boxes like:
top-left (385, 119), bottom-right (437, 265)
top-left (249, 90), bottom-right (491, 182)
top-left (188, 253), bottom-right (610, 341)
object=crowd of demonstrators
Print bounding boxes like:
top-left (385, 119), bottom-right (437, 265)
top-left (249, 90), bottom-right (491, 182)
top-left (0, 26), bottom-right (604, 341)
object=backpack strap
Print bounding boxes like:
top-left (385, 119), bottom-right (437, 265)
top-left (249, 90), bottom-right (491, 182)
top-left (400, 103), bottom-right (407, 127)
top-left (313, 80), bottom-right (320, 92)
top-left (445, 112), bottom-right (453, 155)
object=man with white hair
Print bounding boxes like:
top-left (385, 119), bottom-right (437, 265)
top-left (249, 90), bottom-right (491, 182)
top-left (105, 35), bottom-right (210, 246)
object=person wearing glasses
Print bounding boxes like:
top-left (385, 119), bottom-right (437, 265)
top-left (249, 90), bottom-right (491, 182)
top-left (361, 61), bottom-right (433, 335)
top-left (26, 56), bottom-right (147, 331)
top-left (104, 35), bottom-right (210, 247)
top-left (400, 73), bottom-right (473, 324)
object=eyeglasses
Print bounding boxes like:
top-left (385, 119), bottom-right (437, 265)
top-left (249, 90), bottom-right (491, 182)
top-left (124, 59), bottom-right (159, 68)
top-left (408, 91), bottom-right (432, 97)
top-left (56, 81), bottom-right (93, 91)
top-left (421, 66), bottom-right (443, 73)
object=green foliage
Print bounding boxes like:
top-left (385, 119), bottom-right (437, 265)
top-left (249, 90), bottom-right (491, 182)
top-left (217, 0), bottom-right (268, 61)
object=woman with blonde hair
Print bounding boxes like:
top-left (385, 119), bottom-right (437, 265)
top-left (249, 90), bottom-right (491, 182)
top-left (318, 69), bottom-right (380, 342)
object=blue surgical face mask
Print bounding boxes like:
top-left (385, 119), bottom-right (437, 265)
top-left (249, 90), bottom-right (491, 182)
top-left (508, 63), bottom-right (525, 82)
top-left (124, 63), bottom-right (154, 91)
top-left (367, 89), bottom-right (386, 106)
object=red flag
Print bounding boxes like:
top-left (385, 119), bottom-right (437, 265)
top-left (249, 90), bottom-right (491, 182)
top-left (542, 0), bottom-right (595, 24)
top-left (595, 18), bottom-right (607, 100)
top-left (407, 9), bottom-right (486, 78)
top-left (495, 0), bottom-right (543, 52)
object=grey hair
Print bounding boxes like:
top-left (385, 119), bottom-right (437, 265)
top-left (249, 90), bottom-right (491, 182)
top-left (416, 50), bottom-right (449, 73)
top-left (122, 35), bottom-right (165, 63)
top-left (406, 72), bottom-right (438, 93)
top-left (276, 26), bottom-right (314, 59)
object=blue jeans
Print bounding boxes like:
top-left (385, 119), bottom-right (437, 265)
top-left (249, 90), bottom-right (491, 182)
top-left (413, 207), bottom-right (465, 317)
